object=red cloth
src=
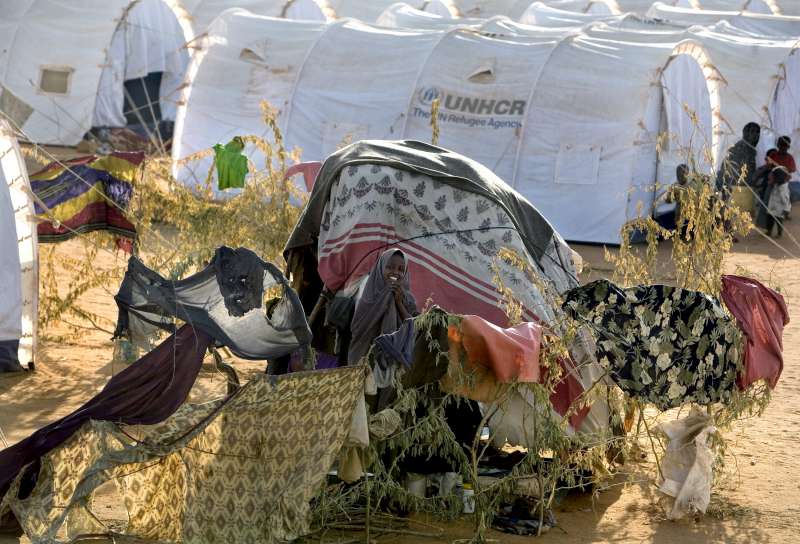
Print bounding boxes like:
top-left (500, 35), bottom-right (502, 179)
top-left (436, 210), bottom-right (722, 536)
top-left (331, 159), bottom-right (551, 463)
top-left (549, 358), bottom-right (590, 430)
top-left (720, 275), bottom-right (789, 390)
top-left (459, 315), bottom-right (541, 383)
top-left (453, 315), bottom-right (589, 429)
top-left (284, 161), bottom-right (322, 191)
top-left (446, 315), bottom-right (589, 430)
top-left (772, 152), bottom-right (796, 174)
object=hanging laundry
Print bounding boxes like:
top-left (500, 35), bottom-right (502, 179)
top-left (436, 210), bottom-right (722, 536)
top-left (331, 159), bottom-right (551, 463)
top-left (114, 246), bottom-right (311, 361)
top-left (720, 275), bottom-right (789, 390)
top-left (0, 325), bottom-right (212, 501)
top-left (562, 279), bottom-right (743, 410)
top-left (213, 136), bottom-right (248, 190)
top-left (31, 151), bottom-right (141, 248)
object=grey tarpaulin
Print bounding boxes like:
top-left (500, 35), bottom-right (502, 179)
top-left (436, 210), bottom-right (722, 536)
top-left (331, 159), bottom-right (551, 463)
top-left (284, 139), bottom-right (576, 286)
top-left (114, 247), bottom-right (311, 360)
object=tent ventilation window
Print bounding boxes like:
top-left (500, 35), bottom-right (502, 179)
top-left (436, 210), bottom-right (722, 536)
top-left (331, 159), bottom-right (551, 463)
top-left (467, 61), bottom-right (496, 84)
top-left (240, 48), bottom-right (266, 64)
top-left (39, 67), bottom-right (73, 95)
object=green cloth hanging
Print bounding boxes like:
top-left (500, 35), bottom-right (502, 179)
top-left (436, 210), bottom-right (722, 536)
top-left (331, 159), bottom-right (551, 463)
top-left (213, 137), bottom-right (248, 190)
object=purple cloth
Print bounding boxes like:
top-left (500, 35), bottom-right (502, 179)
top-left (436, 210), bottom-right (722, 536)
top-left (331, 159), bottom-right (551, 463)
top-left (375, 318), bottom-right (416, 368)
top-left (288, 350), bottom-right (340, 372)
top-left (0, 325), bottom-right (212, 501)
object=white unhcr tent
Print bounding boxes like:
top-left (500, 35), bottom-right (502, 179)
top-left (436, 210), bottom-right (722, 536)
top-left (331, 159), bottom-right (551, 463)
top-left (330, 0), bottom-right (460, 21)
top-left (94, 0), bottom-right (192, 129)
top-left (0, 120), bottom-right (37, 373)
top-left (647, 3), bottom-right (794, 31)
top-left (180, 0), bottom-right (333, 34)
top-left (0, 1), bottom-right (192, 146)
top-left (519, 2), bottom-right (623, 24)
top-left (667, 0), bottom-right (777, 14)
top-left (173, 10), bottom-right (800, 243)
top-left (535, 0), bottom-right (619, 14)
top-left (377, 3), bottom-right (581, 34)
top-left (174, 11), bottom-right (720, 243)
top-left (775, 1), bottom-right (800, 16)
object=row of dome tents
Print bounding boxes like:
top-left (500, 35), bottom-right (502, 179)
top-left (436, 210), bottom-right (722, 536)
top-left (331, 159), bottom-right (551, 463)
top-left (0, 0), bottom-right (792, 147)
top-left (382, 4), bottom-right (800, 184)
top-left (172, 8), bottom-right (800, 244)
top-left (0, 0), bottom-right (336, 147)
top-left (0, 0), bottom-right (544, 147)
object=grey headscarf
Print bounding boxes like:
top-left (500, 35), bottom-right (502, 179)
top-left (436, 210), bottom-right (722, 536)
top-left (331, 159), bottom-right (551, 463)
top-left (348, 249), bottom-right (417, 365)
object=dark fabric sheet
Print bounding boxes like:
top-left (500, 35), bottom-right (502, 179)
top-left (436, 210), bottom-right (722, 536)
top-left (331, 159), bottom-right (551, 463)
top-left (562, 279), bottom-right (743, 410)
top-left (0, 325), bottom-right (211, 501)
top-left (284, 140), bottom-right (574, 281)
top-left (375, 318), bottom-right (416, 369)
top-left (115, 247), bottom-right (311, 361)
top-left (720, 275), bottom-right (788, 390)
top-left (0, 340), bottom-right (24, 373)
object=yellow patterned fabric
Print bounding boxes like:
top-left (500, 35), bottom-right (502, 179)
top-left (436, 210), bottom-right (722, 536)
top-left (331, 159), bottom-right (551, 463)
top-left (3, 366), bottom-right (365, 543)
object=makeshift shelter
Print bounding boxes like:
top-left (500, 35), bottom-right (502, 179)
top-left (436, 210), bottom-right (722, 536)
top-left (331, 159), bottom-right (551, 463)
top-left (0, 1), bottom-right (192, 146)
top-left (0, 120), bottom-right (37, 373)
top-left (283, 139), bottom-right (613, 438)
top-left (284, 139), bottom-right (580, 324)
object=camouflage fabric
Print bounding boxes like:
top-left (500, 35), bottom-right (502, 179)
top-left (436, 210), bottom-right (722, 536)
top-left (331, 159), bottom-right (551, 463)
top-left (562, 280), bottom-right (743, 410)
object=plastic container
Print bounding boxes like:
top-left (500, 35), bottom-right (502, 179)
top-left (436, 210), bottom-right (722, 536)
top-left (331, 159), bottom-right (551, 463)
top-left (462, 483), bottom-right (475, 514)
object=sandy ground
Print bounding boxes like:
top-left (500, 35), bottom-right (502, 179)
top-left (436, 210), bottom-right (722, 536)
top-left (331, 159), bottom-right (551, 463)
top-left (1, 219), bottom-right (799, 543)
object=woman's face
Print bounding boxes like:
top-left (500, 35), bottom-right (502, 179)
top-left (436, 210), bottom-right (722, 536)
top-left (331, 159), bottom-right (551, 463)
top-left (384, 253), bottom-right (406, 285)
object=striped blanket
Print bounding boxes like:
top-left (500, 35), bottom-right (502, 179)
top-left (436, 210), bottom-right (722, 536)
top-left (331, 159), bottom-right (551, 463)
top-left (318, 164), bottom-right (562, 325)
top-left (31, 151), bottom-right (141, 243)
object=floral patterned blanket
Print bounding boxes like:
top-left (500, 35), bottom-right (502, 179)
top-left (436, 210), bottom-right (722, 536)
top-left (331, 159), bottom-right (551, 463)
top-left (562, 279), bottom-right (743, 410)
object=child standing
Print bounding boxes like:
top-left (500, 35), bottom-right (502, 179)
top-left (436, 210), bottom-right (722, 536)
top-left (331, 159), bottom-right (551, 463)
top-left (766, 166), bottom-right (791, 238)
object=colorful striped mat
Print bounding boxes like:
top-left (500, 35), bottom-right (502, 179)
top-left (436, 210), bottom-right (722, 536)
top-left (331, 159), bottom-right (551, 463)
top-left (31, 151), bottom-right (142, 245)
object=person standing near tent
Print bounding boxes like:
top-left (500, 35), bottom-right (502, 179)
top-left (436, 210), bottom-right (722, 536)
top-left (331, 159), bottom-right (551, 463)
top-left (754, 148), bottom-right (779, 229)
top-left (340, 249), bottom-right (417, 483)
top-left (663, 163), bottom-right (708, 237)
top-left (772, 136), bottom-right (796, 176)
top-left (716, 122), bottom-right (761, 198)
top-left (350, 249), bottom-right (418, 405)
top-left (766, 166), bottom-right (791, 238)
top-left (716, 122), bottom-right (760, 241)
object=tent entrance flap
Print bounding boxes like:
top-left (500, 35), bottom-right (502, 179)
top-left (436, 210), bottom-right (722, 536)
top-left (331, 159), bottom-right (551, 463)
top-left (657, 50), bottom-right (714, 187)
top-left (123, 72), bottom-right (163, 126)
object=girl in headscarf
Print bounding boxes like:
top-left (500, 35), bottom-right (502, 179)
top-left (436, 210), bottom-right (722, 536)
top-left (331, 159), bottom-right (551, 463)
top-left (338, 249), bottom-right (417, 483)
top-left (348, 249), bottom-right (417, 366)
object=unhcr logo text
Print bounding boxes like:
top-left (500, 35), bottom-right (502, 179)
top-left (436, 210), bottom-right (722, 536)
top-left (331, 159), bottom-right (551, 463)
top-left (416, 87), bottom-right (525, 116)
